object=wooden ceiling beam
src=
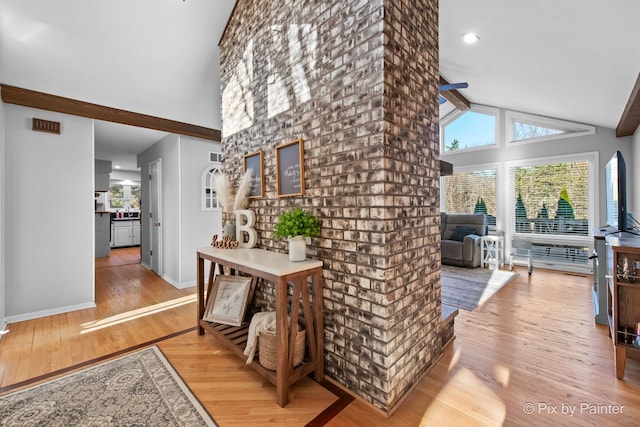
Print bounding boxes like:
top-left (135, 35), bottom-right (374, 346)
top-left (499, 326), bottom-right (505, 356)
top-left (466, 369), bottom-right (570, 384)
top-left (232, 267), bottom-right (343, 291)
top-left (1, 84), bottom-right (221, 141)
top-left (616, 72), bottom-right (640, 138)
top-left (439, 76), bottom-right (470, 111)
top-left (440, 160), bottom-right (453, 176)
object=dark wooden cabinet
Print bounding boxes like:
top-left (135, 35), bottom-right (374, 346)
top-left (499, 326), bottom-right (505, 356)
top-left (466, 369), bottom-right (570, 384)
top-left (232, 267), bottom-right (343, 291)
top-left (606, 233), bottom-right (640, 379)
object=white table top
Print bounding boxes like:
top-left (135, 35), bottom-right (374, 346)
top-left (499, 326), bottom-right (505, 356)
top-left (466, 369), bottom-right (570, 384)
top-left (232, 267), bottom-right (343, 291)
top-left (197, 247), bottom-right (323, 277)
top-left (480, 235), bottom-right (503, 241)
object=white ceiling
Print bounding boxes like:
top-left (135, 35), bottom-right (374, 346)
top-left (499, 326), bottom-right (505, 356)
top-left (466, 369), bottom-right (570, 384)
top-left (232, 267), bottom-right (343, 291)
top-left (94, 121), bottom-right (168, 171)
top-left (439, 0), bottom-right (640, 129)
top-left (0, 0), bottom-right (236, 172)
top-left (0, 0), bottom-right (236, 129)
top-left (1, 0), bottom-right (639, 172)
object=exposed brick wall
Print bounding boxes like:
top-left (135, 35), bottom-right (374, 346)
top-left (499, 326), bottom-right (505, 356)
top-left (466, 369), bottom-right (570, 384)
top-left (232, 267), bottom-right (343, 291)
top-left (219, 0), bottom-right (441, 412)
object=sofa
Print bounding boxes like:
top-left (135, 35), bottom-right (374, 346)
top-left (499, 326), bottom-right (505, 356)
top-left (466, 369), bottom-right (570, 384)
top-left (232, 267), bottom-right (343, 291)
top-left (441, 213), bottom-right (488, 268)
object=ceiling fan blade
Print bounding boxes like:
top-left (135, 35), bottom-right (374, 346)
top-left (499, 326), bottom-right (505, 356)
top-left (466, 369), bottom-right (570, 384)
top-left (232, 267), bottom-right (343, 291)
top-left (439, 82), bottom-right (469, 91)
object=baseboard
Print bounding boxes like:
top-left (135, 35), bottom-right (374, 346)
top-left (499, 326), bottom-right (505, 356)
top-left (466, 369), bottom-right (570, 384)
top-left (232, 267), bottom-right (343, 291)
top-left (324, 348), bottom-right (446, 419)
top-left (0, 322), bottom-right (8, 341)
top-left (324, 377), bottom-right (389, 419)
top-left (176, 279), bottom-right (196, 289)
top-left (442, 334), bottom-right (457, 349)
top-left (5, 301), bottom-right (97, 324)
top-left (159, 274), bottom-right (194, 290)
top-left (386, 350), bottom-right (445, 417)
top-left (160, 274), bottom-right (180, 288)
top-left (139, 263), bottom-right (193, 290)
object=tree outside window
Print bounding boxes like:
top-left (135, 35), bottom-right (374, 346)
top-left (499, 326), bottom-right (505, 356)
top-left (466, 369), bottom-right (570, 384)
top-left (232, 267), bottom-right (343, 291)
top-left (512, 161), bottom-right (589, 236)
top-left (442, 109), bottom-right (496, 152)
top-left (109, 184), bottom-right (140, 210)
top-left (513, 122), bottom-right (562, 140)
top-left (444, 169), bottom-right (497, 226)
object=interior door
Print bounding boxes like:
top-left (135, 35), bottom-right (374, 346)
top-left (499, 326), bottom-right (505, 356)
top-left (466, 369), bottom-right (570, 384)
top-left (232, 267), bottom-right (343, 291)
top-left (149, 159), bottom-right (162, 275)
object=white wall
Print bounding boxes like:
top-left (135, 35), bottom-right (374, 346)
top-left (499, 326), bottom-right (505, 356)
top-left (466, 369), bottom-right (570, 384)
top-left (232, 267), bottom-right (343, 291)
top-left (179, 136), bottom-right (222, 285)
top-left (0, 97), bottom-right (6, 330)
top-left (110, 170), bottom-right (141, 184)
top-left (138, 134), bottom-right (180, 284)
top-left (137, 134), bottom-right (221, 288)
top-left (4, 105), bottom-right (95, 321)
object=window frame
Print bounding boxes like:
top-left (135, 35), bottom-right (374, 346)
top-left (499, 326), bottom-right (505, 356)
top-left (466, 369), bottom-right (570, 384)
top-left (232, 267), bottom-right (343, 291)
top-left (209, 152), bottom-right (223, 163)
top-left (505, 151), bottom-right (599, 251)
top-left (440, 162), bottom-right (501, 232)
top-left (505, 110), bottom-right (596, 145)
top-left (440, 105), bottom-right (500, 155)
top-left (109, 183), bottom-right (140, 211)
top-left (202, 163), bottom-right (223, 212)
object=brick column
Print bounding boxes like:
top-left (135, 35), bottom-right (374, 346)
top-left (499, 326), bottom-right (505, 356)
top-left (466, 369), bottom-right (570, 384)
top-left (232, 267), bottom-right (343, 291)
top-left (219, 0), bottom-right (441, 413)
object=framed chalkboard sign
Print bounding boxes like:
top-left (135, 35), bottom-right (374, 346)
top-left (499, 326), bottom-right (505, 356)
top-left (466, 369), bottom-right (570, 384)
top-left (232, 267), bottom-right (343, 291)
top-left (276, 139), bottom-right (305, 197)
top-left (243, 150), bottom-right (264, 198)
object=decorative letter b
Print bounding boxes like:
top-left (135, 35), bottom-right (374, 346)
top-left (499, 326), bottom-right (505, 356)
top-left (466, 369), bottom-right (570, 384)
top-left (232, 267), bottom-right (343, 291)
top-left (234, 210), bottom-right (257, 248)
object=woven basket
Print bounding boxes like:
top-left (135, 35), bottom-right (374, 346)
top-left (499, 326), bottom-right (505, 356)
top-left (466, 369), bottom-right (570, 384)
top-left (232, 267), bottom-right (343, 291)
top-left (258, 327), bottom-right (305, 371)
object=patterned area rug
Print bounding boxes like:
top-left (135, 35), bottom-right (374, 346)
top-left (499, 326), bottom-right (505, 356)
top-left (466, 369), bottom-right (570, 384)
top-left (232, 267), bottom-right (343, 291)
top-left (0, 346), bottom-right (216, 427)
top-left (441, 265), bottom-right (518, 311)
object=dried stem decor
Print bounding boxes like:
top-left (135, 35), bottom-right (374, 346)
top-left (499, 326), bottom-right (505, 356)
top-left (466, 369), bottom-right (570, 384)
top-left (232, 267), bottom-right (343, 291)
top-left (213, 169), bottom-right (254, 214)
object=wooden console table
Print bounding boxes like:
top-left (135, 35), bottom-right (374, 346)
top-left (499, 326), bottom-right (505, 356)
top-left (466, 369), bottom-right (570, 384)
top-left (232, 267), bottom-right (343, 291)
top-left (196, 247), bottom-right (324, 407)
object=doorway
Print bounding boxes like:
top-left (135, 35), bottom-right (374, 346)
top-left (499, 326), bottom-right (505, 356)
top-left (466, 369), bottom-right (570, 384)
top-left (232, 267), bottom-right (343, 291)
top-left (149, 158), bottom-right (163, 276)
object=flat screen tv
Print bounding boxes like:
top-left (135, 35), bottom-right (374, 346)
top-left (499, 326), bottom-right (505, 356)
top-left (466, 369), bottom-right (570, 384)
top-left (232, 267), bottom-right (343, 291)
top-left (605, 150), bottom-right (627, 231)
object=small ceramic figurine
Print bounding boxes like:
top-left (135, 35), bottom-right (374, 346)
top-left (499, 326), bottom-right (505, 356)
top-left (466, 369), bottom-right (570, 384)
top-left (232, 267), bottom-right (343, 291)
top-left (620, 256), bottom-right (631, 281)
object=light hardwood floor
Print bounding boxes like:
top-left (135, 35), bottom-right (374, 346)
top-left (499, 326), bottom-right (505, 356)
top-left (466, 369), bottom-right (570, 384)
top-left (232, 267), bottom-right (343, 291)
top-left (1, 251), bottom-right (640, 426)
top-left (95, 245), bottom-right (142, 268)
top-left (328, 269), bottom-right (640, 426)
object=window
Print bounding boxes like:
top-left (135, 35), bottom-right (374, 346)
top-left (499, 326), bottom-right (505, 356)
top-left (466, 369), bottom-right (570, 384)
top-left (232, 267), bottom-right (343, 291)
top-left (441, 107), bottom-right (497, 153)
top-left (109, 184), bottom-right (140, 210)
top-left (513, 122), bottom-right (563, 140)
top-left (202, 165), bottom-right (222, 211)
top-left (442, 168), bottom-right (497, 226)
top-left (506, 111), bottom-right (595, 144)
top-left (507, 153), bottom-right (596, 271)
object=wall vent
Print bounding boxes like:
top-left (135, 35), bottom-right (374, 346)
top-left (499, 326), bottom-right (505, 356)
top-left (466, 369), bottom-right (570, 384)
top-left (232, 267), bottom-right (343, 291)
top-left (209, 151), bottom-right (222, 163)
top-left (32, 118), bottom-right (61, 134)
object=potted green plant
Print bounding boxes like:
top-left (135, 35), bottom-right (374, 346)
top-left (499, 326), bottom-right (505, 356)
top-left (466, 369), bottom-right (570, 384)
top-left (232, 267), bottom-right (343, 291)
top-left (273, 207), bottom-right (321, 261)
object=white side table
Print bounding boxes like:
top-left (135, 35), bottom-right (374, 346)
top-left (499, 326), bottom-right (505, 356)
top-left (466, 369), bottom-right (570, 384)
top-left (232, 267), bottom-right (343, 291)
top-left (481, 235), bottom-right (504, 270)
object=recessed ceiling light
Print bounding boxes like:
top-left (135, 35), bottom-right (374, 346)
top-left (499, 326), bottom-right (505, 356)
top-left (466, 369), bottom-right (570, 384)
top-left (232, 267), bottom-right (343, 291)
top-left (114, 165), bottom-right (121, 169)
top-left (463, 33), bottom-right (480, 44)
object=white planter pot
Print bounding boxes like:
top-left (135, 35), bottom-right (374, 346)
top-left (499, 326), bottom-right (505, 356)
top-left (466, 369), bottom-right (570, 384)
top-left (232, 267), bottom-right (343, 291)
top-left (288, 236), bottom-right (307, 262)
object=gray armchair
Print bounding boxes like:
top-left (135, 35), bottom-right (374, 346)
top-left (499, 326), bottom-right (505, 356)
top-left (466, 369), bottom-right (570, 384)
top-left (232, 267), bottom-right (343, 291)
top-left (440, 213), bottom-right (488, 267)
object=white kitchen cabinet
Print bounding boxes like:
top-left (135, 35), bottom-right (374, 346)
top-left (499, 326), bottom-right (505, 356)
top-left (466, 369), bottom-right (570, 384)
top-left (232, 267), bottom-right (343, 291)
top-left (112, 220), bottom-right (141, 247)
top-left (114, 224), bottom-right (132, 247)
top-left (133, 222), bottom-right (141, 245)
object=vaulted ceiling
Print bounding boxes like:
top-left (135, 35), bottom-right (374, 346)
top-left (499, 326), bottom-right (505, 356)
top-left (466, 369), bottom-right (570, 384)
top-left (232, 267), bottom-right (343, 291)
top-left (1, 0), bottom-right (639, 144)
top-left (0, 0), bottom-right (236, 130)
top-left (439, 0), bottom-right (640, 132)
